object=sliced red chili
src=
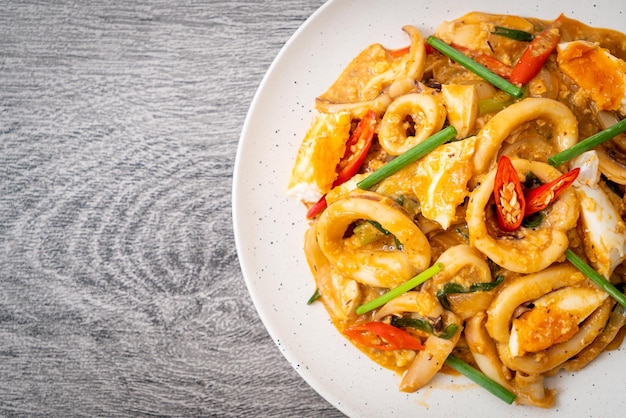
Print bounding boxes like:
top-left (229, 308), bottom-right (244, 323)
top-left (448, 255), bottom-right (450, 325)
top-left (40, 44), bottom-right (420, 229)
top-left (334, 109), bottom-right (377, 185)
top-left (524, 168), bottom-right (580, 216)
top-left (451, 44), bottom-right (513, 79)
top-left (509, 15), bottom-right (563, 86)
top-left (306, 110), bottom-right (377, 219)
top-left (343, 321), bottom-right (424, 351)
top-left (493, 155), bottom-right (526, 232)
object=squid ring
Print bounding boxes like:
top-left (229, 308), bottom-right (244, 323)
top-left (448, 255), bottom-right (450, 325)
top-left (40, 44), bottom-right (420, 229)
top-left (361, 25), bottom-right (427, 100)
top-left (486, 263), bottom-right (612, 375)
top-left (378, 92), bottom-right (447, 156)
top-left (467, 159), bottom-right (579, 274)
top-left (472, 98), bottom-right (578, 175)
top-left (316, 190), bottom-right (431, 288)
top-left (421, 244), bottom-right (494, 320)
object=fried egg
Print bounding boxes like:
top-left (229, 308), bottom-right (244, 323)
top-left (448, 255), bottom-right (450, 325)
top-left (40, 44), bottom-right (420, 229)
top-left (557, 41), bottom-right (626, 114)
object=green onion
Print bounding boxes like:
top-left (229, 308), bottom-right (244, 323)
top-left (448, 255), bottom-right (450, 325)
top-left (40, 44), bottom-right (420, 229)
top-left (307, 288), bottom-right (321, 305)
top-left (436, 275), bottom-right (504, 310)
top-left (444, 355), bottom-right (517, 404)
top-left (357, 126), bottom-right (457, 190)
top-left (355, 262), bottom-right (444, 315)
top-left (548, 118), bottom-right (626, 166)
top-left (492, 26), bottom-right (534, 42)
top-left (426, 36), bottom-right (524, 99)
top-left (566, 249), bottom-right (626, 309)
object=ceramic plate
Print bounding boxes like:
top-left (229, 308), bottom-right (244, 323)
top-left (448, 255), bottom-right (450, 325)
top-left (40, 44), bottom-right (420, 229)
top-left (233, 0), bottom-right (626, 416)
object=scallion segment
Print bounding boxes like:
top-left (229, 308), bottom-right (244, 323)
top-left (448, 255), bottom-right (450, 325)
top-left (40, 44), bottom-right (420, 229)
top-left (307, 288), bottom-right (321, 305)
top-left (548, 118), bottom-right (626, 166)
top-left (426, 36), bottom-right (524, 99)
top-left (444, 355), bottom-right (517, 404)
top-left (357, 126), bottom-right (457, 190)
top-left (492, 26), bottom-right (534, 42)
top-left (355, 263), bottom-right (443, 315)
top-left (565, 249), bottom-right (626, 309)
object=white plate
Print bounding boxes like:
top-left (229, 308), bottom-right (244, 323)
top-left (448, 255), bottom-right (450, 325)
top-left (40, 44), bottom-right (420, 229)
top-left (233, 1), bottom-right (626, 417)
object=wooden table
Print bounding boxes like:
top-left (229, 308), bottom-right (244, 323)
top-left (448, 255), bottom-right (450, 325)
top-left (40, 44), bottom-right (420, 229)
top-left (0, 1), bottom-right (344, 416)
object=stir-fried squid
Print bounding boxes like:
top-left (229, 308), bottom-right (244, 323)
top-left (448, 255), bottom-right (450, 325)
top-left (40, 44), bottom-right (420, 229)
top-left (288, 11), bottom-right (626, 408)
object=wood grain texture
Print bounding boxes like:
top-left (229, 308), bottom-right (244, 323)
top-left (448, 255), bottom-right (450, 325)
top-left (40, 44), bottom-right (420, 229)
top-left (0, 1), bottom-right (344, 416)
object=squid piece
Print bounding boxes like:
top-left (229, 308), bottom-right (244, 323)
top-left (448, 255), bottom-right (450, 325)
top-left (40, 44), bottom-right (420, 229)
top-left (553, 302), bottom-right (624, 373)
top-left (421, 244), bottom-right (495, 320)
top-left (467, 159), bottom-right (579, 274)
top-left (378, 92), bottom-right (447, 156)
top-left (374, 291), bottom-right (444, 322)
top-left (372, 291), bottom-right (462, 392)
top-left (361, 25), bottom-right (428, 100)
top-left (315, 25), bottom-right (427, 118)
top-left (472, 98), bottom-right (578, 175)
top-left (435, 12), bottom-right (534, 66)
top-left (486, 263), bottom-right (612, 375)
top-left (304, 225), bottom-right (361, 321)
top-left (399, 310), bottom-right (462, 392)
top-left (465, 314), bottom-right (555, 408)
top-left (316, 190), bottom-right (431, 288)
top-left (570, 151), bottom-right (626, 278)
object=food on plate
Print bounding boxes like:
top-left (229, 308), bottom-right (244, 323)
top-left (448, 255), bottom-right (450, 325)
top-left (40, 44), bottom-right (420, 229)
top-left (287, 11), bottom-right (626, 408)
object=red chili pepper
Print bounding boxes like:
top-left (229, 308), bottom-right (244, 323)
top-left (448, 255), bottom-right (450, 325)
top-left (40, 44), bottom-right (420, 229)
top-left (306, 110), bottom-right (377, 218)
top-left (509, 16), bottom-right (563, 86)
top-left (388, 45), bottom-right (410, 57)
top-left (343, 321), bottom-right (425, 351)
top-left (451, 44), bottom-right (513, 79)
top-left (524, 168), bottom-right (580, 216)
top-left (389, 44), bottom-right (435, 57)
top-left (493, 155), bottom-right (526, 232)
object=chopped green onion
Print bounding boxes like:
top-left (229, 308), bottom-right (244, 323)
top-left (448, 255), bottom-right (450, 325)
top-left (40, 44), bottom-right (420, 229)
top-left (548, 118), bottom-right (626, 166)
top-left (355, 262), bottom-right (444, 315)
top-left (492, 26), bottom-right (534, 42)
top-left (357, 126), bottom-right (457, 190)
top-left (444, 355), bottom-right (517, 404)
top-left (426, 36), bottom-right (524, 99)
top-left (566, 249), bottom-right (626, 309)
top-left (307, 288), bottom-right (321, 305)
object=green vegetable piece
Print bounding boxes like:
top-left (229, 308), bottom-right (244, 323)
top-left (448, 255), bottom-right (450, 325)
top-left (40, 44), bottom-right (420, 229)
top-left (391, 316), bottom-right (434, 334)
top-left (426, 36), bottom-right (524, 99)
top-left (436, 275), bottom-right (504, 310)
top-left (492, 26), bottom-right (534, 42)
top-left (355, 263), bottom-right (444, 315)
top-left (439, 323), bottom-right (460, 340)
top-left (391, 317), bottom-right (459, 340)
top-left (548, 118), bottom-right (626, 167)
top-left (357, 126), bottom-right (457, 190)
top-left (307, 288), bottom-right (321, 305)
top-left (566, 249), bottom-right (626, 309)
top-left (522, 212), bottom-right (543, 229)
top-left (444, 355), bottom-right (517, 404)
top-left (353, 222), bottom-right (386, 246)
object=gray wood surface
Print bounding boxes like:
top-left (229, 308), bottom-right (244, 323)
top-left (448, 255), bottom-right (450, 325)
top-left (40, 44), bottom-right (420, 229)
top-left (0, 1), bottom-right (344, 416)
